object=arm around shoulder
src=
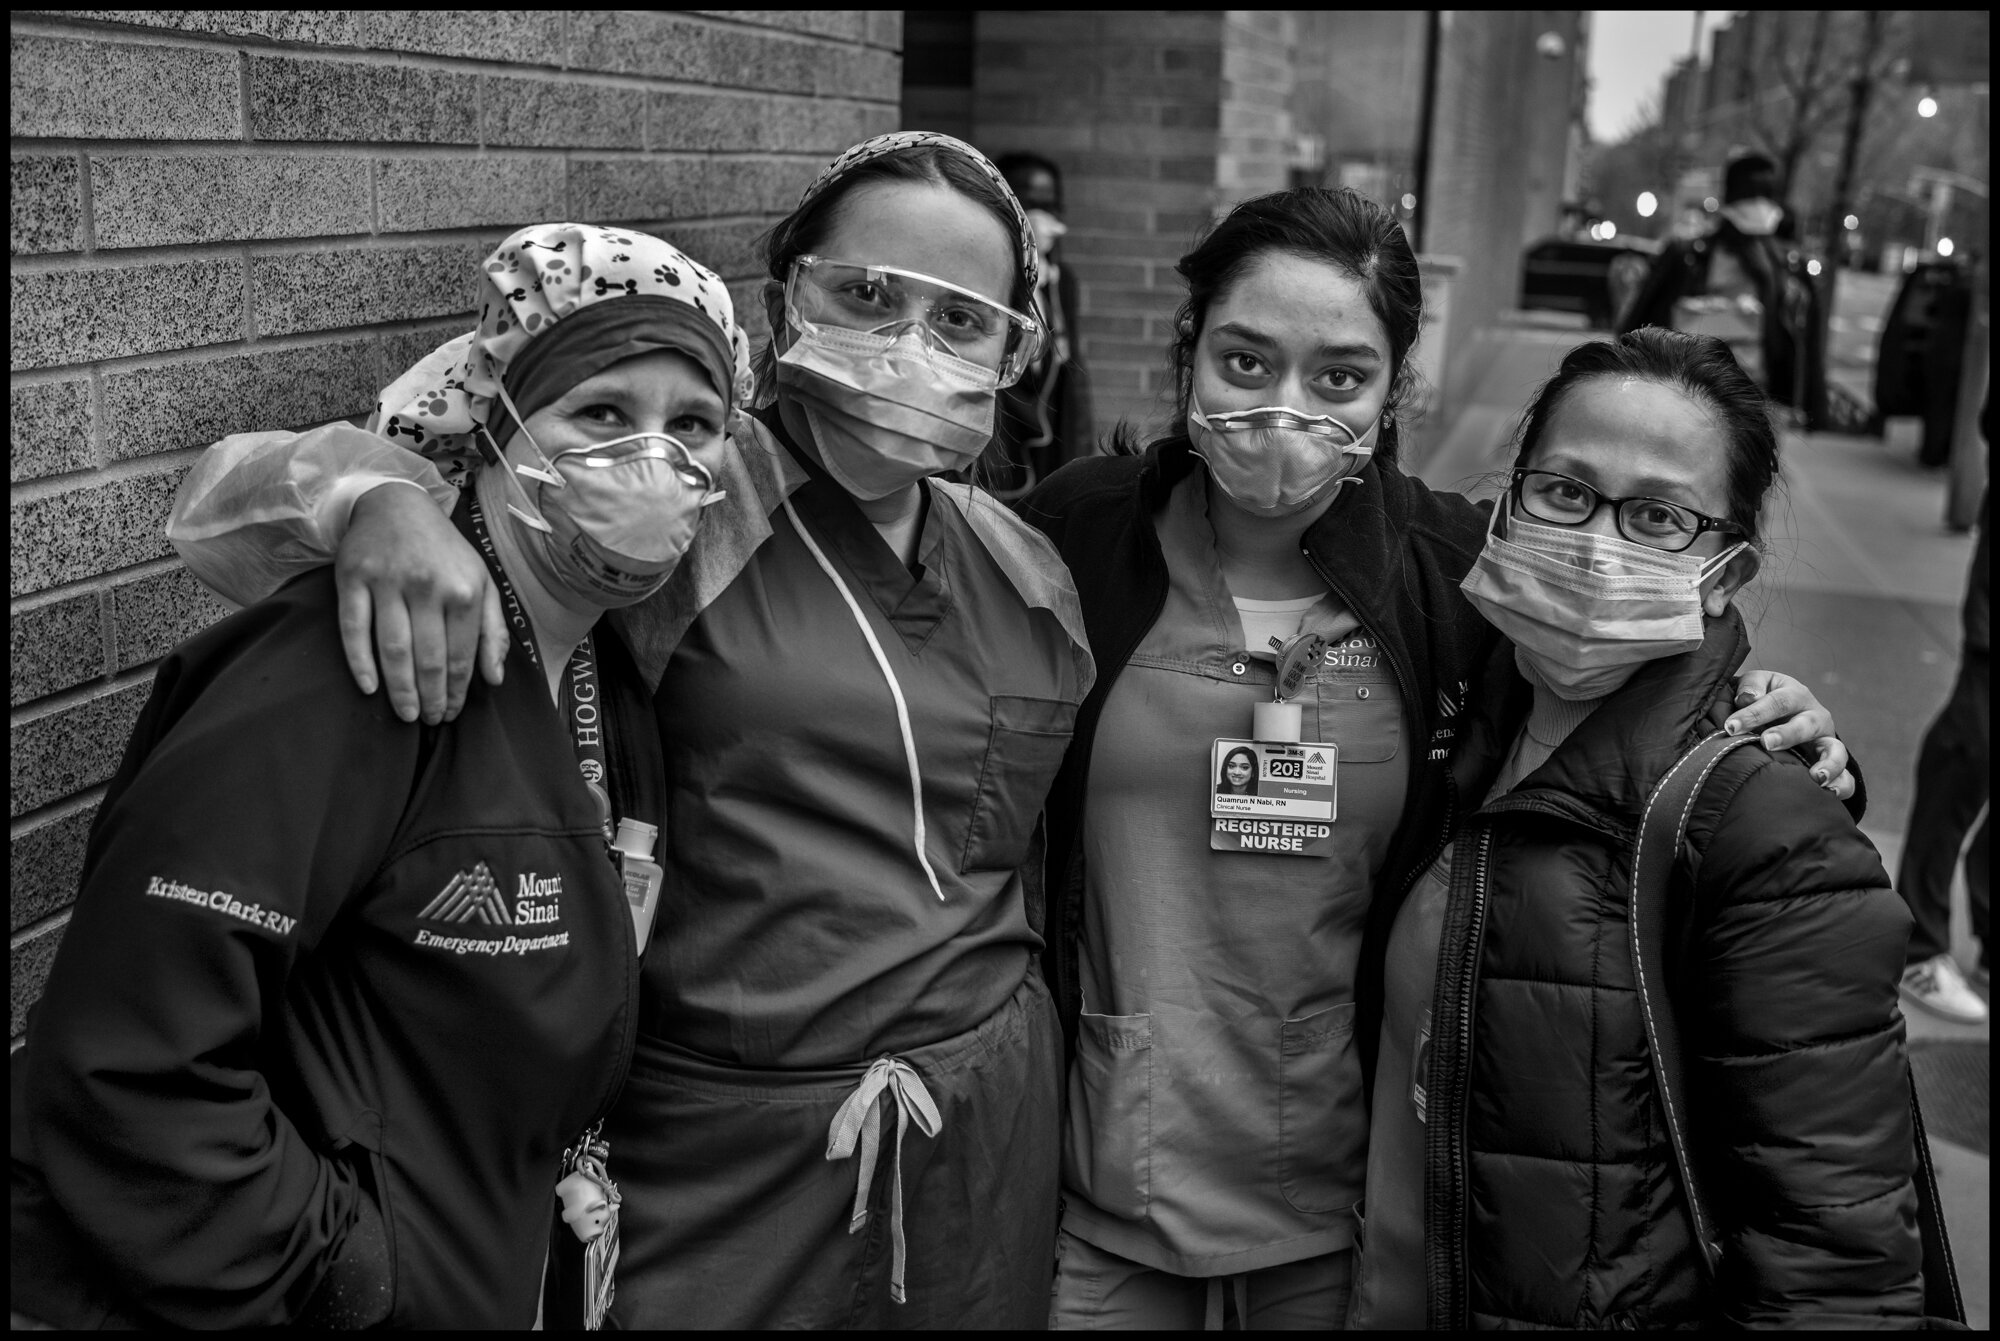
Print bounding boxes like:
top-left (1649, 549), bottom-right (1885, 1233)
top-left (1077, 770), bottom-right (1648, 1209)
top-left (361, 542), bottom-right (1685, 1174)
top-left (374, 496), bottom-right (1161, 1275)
top-left (168, 424), bottom-right (457, 607)
top-left (1684, 751), bottom-right (1924, 1325)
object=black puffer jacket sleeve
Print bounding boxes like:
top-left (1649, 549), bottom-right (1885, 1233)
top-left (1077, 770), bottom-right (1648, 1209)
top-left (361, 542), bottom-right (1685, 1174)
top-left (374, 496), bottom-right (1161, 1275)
top-left (1683, 746), bottom-right (1925, 1327)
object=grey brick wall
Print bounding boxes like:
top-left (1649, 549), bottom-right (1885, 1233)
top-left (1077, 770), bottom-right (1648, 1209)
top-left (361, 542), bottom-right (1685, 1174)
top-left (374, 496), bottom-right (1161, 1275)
top-left (6, 8), bottom-right (900, 1041)
top-left (973, 9), bottom-right (1232, 436)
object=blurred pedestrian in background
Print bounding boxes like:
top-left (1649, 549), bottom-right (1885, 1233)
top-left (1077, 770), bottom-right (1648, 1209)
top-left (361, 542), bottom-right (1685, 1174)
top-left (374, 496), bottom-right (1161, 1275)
top-left (1875, 259), bottom-right (1975, 469)
top-left (980, 152), bottom-right (1095, 500)
top-left (1620, 152), bottom-right (1830, 431)
top-left (1897, 394), bottom-right (1990, 1024)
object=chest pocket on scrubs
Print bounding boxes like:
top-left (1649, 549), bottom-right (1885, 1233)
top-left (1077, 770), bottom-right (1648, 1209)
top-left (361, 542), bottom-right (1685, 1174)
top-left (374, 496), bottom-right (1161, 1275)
top-left (1312, 635), bottom-right (1401, 762)
top-left (959, 694), bottom-right (1078, 873)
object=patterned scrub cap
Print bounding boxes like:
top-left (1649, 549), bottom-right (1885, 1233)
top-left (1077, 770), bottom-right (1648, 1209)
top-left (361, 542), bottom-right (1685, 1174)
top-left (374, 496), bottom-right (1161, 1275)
top-left (377, 222), bottom-right (755, 464)
top-left (796, 131), bottom-right (1041, 297)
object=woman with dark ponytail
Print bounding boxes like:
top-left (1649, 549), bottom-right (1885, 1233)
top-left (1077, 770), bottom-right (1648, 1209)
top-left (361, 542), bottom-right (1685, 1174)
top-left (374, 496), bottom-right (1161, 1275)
top-left (1019, 188), bottom-right (1852, 1328)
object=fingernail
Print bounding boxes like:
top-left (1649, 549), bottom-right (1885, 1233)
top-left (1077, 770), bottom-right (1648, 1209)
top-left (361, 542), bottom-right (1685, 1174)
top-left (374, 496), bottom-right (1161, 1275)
top-left (1724, 719), bottom-right (1742, 734)
top-left (397, 703), bottom-right (418, 723)
top-left (1762, 732), bottom-right (1781, 750)
top-left (358, 676), bottom-right (377, 695)
top-left (1812, 768), bottom-right (1828, 784)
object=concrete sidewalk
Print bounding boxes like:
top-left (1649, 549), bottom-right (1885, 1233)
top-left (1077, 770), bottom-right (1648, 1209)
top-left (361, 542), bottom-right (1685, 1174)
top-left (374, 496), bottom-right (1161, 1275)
top-left (1412, 311), bottom-right (1990, 1326)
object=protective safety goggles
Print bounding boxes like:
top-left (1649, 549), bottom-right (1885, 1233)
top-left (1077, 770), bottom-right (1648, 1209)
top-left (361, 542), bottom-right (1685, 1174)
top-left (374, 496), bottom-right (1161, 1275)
top-left (480, 383), bottom-right (726, 534)
top-left (784, 254), bottom-right (1045, 388)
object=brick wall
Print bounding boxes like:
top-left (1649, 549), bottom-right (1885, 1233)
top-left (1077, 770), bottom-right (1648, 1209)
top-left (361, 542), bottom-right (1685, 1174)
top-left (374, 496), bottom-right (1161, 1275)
top-left (7, 9), bottom-right (900, 1042)
top-left (973, 10), bottom-right (1234, 436)
top-left (1216, 11), bottom-right (1296, 199)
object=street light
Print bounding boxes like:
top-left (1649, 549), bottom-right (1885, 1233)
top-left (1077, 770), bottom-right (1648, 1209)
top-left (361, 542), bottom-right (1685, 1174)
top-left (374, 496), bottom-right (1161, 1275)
top-left (1843, 214), bottom-right (1860, 231)
top-left (1637, 191), bottom-right (1658, 218)
top-left (1918, 94), bottom-right (1939, 118)
top-left (1599, 220), bottom-right (1617, 240)
top-left (1937, 237), bottom-right (1955, 258)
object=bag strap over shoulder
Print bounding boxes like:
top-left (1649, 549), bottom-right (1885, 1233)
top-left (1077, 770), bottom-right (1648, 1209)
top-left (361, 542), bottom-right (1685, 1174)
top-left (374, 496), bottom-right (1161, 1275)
top-left (1629, 729), bottom-right (1763, 1279)
top-left (1628, 729), bottom-right (1966, 1324)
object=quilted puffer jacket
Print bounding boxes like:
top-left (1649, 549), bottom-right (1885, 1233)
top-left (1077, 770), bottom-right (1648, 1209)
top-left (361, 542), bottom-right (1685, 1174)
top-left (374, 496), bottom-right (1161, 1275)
top-left (1423, 606), bottom-right (1924, 1329)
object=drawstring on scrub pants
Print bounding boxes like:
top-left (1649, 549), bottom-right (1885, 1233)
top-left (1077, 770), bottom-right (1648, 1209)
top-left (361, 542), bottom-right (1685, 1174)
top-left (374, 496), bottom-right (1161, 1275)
top-left (784, 499), bottom-right (949, 1304)
top-left (825, 1057), bottom-right (943, 1303)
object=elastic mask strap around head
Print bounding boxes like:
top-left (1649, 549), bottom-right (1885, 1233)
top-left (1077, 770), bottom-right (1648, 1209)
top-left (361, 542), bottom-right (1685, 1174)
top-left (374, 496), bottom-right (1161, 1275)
top-left (477, 381), bottom-right (562, 535)
top-left (779, 498), bottom-right (946, 904)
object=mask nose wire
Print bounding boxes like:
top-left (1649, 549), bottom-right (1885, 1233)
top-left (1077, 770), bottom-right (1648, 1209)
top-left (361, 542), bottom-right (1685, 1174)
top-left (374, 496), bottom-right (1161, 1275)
top-left (779, 497), bottom-right (947, 903)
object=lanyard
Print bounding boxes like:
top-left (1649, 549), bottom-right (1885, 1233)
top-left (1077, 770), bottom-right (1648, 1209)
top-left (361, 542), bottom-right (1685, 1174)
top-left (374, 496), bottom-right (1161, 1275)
top-left (463, 488), bottom-right (615, 841)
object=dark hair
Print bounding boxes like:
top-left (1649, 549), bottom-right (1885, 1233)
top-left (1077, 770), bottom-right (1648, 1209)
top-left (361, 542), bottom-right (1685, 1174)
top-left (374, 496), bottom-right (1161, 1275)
top-left (761, 147), bottom-right (1028, 307)
top-left (1723, 153), bottom-right (1778, 202)
top-left (1127, 187), bottom-right (1423, 464)
top-left (996, 152), bottom-right (1062, 208)
top-left (1219, 745), bottom-right (1258, 787)
top-left (1508, 327), bottom-right (1780, 547)
top-left (753, 146), bottom-right (1030, 399)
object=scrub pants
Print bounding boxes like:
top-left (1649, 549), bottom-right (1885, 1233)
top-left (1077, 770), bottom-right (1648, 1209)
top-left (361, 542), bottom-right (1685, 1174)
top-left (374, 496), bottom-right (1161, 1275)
top-left (601, 971), bottom-right (1061, 1329)
top-left (1050, 1229), bottom-right (1353, 1330)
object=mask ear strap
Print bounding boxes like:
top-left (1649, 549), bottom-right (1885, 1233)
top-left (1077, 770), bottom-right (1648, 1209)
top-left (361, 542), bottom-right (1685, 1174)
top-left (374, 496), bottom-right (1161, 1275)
top-left (1699, 539), bottom-right (1749, 580)
top-left (492, 381), bottom-right (563, 487)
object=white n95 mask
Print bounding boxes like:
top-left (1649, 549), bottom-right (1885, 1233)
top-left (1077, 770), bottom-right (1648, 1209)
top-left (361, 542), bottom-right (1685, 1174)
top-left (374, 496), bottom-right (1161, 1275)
top-left (486, 383), bottom-right (725, 607)
top-left (537, 433), bottom-right (722, 604)
top-left (1460, 509), bottom-right (1746, 700)
top-left (1189, 395), bottom-right (1379, 514)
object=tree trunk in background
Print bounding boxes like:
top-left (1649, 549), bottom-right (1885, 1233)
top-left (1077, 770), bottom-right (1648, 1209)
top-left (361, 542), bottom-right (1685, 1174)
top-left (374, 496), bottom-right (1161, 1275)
top-left (1817, 10), bottom-right (1883, 426)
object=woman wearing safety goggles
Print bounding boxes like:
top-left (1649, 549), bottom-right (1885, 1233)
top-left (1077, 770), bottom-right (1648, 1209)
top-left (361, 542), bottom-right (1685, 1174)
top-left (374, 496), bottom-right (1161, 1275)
top-left (160, 133), bottom-right (1089, 1330)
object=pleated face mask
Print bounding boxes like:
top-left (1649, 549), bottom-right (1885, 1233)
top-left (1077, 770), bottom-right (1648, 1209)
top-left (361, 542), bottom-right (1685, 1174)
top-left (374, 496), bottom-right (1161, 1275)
top-left (1459, 506), bottom-right (1746, 700)
top-left (775, 255), bottom-right (1043, 500)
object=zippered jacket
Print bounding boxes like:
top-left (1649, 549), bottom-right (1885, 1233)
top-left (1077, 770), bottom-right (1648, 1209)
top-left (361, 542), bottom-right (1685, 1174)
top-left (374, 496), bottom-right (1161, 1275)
top-left (1424, 607), bottom-right (1923, 1328)
top-left (10, 566), bottom-right (646, 1329)
top-left (1017, 437), bottom-right (1500, 1087)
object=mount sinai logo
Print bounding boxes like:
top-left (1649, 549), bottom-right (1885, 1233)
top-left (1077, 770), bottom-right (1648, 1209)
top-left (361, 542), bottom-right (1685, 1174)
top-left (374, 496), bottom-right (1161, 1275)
top-left (418, 861), bottom-right (511, 925)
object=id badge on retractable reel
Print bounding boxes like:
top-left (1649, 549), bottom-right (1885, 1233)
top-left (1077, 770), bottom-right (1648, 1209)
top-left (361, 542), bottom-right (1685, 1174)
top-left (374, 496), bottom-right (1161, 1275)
top-left (1210, 632), bottom-right (1339, 858)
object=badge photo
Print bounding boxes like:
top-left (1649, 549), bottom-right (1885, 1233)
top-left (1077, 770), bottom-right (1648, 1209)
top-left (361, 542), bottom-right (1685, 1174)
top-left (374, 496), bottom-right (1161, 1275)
top-left (1208, 738), bottom-right (1339, 857)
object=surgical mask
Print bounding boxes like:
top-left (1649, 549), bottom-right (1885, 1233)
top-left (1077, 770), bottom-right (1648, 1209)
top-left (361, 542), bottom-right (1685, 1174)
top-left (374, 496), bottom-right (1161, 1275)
top-left (1460, 508), bottom-right (1747, 700)
top-left (1188, 394), bottom-right (1380, 514)
top-left (1720, 198), bottom-right (1783, 237)
top-left (486, 384), bottom-right (725, 607)
top-left (776, 321), bottom-right (1000, 501)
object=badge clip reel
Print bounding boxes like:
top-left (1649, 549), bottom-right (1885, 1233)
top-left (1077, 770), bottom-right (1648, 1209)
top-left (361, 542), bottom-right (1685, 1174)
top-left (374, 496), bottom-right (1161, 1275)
top-left (1211, 632), bottom-right (1339, 857)
top-left (1252, 632), bottom-right (1328, 742)
top-left (611, 818), bottom-right (663, 953)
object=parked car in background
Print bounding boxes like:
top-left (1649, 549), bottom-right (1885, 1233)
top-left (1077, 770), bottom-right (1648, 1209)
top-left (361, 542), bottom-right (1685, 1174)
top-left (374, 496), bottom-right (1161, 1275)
top-left (1520, 234), bottom-right (1660, 329)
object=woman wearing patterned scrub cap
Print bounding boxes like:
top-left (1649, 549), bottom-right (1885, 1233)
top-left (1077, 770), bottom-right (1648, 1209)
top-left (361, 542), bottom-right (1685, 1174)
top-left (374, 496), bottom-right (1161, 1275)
top-left (12, 224), bottom-right (746, 1330)
top-left (162, 137), bottom-right (1092, 1328)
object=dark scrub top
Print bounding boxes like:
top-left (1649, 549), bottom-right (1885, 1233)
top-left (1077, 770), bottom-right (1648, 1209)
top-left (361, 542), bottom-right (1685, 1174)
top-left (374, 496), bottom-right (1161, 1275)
top-left (1061, 470), bottom-right (1409, 1276)
top-left (648, 461), bottom-right (1084, 1067)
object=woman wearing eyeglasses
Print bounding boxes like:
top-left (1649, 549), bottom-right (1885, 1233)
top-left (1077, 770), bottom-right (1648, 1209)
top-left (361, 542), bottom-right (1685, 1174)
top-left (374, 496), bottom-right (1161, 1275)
top-left (1346, 329), bottom-right (1925, 1328)
top-left (159, 136), bottom-right (1088, 1329)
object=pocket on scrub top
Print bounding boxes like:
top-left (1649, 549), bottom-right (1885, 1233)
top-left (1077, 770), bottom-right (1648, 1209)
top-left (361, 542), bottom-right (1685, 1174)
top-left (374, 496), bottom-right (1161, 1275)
top-left (959, 694), bottom-right (1079, 873)
top-left (1314, 681), bottom-right (1401, 762)
top-left (1279, 1001), bottom-right (1366, 1214)
top-left (1063, 1011), bottom-right (1152, 1219)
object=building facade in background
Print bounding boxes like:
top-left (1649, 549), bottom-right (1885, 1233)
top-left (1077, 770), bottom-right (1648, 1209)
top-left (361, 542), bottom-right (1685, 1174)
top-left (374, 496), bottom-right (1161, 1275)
top-left (10, 9), bottom-right (1586, 1038)
top-left (904, 9), bottom-right (1585, 437)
